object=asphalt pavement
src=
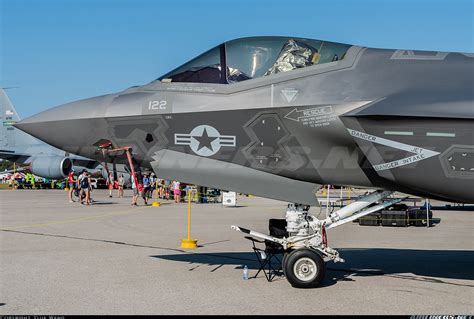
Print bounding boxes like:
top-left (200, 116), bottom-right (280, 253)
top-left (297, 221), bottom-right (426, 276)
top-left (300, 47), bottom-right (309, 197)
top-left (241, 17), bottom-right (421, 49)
top-left (0, 189), bottom-right (472, 315)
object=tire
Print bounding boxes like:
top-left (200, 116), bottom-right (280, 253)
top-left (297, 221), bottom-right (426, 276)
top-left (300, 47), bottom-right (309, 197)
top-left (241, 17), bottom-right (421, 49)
top-left (284, 248), bottom-right (326, 288)
top-left (281, 250), bottom-right (292, 277)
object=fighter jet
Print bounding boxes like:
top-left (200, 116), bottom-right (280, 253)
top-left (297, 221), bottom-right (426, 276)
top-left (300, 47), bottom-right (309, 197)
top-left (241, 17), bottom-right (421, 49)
top-left (15, 36), bottom-right (473, 287)
top-left (0, 88), bottom-right (125, 180)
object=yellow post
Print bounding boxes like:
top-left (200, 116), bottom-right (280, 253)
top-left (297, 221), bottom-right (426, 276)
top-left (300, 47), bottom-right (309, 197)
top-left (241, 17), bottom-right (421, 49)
top-left (187, 192), bottom-right (191, 239)
top-left (151, 178), bottom-right (161, 207)
top-left (181, 189), bottom-right (198, 249)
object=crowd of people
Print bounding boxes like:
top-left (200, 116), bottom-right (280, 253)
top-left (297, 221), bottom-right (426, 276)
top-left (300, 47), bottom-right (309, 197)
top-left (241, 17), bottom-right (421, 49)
top-left (2, 172), bottom-right (52, 188)
top-left (66, 169), bottom-right (186, 206)
top-left (128, 172), bottom-right (183, 206)
top-left (67, 168), bottom-right (94, 205)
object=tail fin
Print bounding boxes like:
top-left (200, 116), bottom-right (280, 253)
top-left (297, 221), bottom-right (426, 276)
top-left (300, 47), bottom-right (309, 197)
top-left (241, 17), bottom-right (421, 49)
top-left (0, 88), bottom-right (37, 148)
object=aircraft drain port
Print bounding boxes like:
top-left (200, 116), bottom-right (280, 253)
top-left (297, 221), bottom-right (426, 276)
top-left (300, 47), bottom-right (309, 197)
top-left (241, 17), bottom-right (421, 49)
top-left (145, 133), bottom-right (154, 143)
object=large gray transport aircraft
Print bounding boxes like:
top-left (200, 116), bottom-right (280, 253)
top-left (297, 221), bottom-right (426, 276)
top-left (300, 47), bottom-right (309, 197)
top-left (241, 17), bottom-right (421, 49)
top-left (15, 37), bottom-right (474, 287)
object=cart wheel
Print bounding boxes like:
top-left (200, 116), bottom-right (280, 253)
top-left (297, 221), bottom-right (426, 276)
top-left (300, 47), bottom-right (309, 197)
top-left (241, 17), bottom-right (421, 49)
top-left (284, 248), bottom-right (326, 288)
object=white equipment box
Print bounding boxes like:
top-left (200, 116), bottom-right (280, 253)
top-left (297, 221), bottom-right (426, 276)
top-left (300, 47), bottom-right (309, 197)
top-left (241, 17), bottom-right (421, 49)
top-left (222, 191), bottom-right (237, 207)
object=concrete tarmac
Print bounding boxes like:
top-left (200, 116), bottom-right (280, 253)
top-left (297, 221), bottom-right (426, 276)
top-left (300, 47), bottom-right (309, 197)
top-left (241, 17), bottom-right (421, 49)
top-left (0, 189), bottom-right (473, 315)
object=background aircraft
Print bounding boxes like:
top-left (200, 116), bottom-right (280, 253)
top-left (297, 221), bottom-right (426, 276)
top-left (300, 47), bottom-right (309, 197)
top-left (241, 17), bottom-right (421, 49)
top-left (0, 88), bottom-right (126, 180)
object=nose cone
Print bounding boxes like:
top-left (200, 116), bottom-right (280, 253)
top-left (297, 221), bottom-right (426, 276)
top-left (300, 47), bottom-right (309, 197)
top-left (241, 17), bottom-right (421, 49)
top-left (18, 94), bottom-right (111, 125)
top-left (15, 94), bottom-right (113, 157)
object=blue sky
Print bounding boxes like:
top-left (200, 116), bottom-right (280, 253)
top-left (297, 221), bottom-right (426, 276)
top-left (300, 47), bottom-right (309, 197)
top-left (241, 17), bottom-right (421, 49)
top-left (1, 0), bottom-right (473, 118)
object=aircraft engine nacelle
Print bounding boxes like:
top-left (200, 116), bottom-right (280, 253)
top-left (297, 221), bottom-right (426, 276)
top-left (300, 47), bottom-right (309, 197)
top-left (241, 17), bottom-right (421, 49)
top-left (30, 156), bottom-right (73, 179)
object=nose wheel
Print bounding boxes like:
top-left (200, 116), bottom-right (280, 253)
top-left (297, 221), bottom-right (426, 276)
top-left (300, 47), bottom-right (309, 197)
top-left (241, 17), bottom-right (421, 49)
top-left (284, 248), bottom-right (326, 288)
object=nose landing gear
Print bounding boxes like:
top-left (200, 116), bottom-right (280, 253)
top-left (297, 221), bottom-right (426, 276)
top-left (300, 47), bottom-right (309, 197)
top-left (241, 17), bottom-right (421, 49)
top-left (232, 190), bottom-right (403, 288)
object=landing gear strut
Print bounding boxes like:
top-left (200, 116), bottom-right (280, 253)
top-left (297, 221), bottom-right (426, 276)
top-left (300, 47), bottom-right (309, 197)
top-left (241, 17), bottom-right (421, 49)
top-left (232, 190), bottom-right (404, 288)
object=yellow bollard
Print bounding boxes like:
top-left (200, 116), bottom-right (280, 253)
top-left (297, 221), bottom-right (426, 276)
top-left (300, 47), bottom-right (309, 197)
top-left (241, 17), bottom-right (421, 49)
top-left (181, 189), bottom-right (198, 249)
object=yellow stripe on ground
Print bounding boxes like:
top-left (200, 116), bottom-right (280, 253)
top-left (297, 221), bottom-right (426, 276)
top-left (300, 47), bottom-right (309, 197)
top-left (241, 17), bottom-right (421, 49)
top-left (1, 206), bottom-right (150, 231)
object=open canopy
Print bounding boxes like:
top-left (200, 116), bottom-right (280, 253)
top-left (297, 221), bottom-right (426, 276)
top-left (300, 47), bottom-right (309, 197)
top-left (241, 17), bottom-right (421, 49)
top-left (159, 36), bottom-right (352, 84)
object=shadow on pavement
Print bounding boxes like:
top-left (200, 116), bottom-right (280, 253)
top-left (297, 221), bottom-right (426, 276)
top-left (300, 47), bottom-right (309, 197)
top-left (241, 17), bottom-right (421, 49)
top-left (88, 201), bottom-right (118, 205)
top-left (3, 228), bottom-right (471, 288)
top-left (152, 248), bottom-right (474, 288)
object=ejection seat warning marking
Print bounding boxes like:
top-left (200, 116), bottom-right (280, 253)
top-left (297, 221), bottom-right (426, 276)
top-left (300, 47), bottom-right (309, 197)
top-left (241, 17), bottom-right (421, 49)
top-left (348, 129), bottom-right (440, 171)
top-left (284, 106), bottom-right (336, 128)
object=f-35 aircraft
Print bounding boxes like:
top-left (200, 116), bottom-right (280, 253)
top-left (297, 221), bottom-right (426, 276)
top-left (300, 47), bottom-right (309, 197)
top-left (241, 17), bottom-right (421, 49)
top-left (15, 36), bottom-right (473, 287)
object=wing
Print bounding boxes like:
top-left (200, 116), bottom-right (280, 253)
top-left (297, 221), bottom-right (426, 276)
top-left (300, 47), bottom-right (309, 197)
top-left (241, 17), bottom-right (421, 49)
top-left (0, 150), bottom-right (31, 164)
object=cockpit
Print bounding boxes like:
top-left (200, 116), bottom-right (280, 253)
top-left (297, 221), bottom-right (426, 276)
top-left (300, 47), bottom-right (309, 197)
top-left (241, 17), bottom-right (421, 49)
top-left (158, 37), bottom-right (351, 84)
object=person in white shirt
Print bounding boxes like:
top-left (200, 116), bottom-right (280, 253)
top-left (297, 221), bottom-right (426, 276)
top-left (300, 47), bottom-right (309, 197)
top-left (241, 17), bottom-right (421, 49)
top-left (131, 173), bottom-right (139, 206)
top-left (118, 174), bottom-right (125, 198)
top-left (106, 172), bottom-right (114, 198)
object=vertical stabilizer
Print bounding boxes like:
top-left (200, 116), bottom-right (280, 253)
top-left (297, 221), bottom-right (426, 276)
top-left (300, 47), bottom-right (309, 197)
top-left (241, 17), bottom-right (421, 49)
top-left (0, 88), bottom-right (37, 148)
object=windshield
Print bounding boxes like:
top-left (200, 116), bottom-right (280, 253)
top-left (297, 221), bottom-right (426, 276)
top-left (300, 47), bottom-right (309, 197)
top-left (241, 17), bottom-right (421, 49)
top-left (159, 37), bottom-right (351, 84)
top-left (159, 45), bottom-right (224, 84)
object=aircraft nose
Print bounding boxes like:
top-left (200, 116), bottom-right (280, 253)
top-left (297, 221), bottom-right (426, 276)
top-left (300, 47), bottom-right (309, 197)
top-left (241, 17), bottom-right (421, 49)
top-left (17, 94), bottom-right (111, 125)
top-left (14, 94), bottom-right (113, 155)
